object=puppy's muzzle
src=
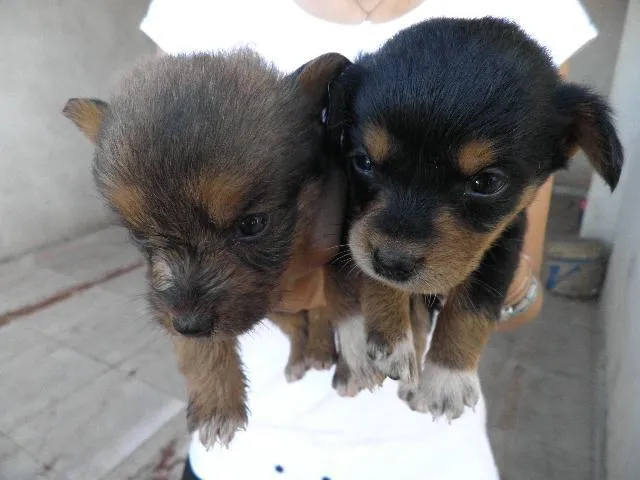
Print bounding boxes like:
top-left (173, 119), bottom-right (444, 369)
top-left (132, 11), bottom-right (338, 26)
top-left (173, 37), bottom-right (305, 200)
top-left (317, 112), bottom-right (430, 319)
top-left (172, 314), bottom-right (211, 337)
top-left (372, 247), bottom-right (422, 282)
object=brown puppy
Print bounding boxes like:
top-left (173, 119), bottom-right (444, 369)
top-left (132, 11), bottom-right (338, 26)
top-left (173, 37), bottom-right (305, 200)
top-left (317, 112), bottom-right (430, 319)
top-left (325, 18), bottom-right (623, 418)
top-left (63, 49), bottom-right (349, 446)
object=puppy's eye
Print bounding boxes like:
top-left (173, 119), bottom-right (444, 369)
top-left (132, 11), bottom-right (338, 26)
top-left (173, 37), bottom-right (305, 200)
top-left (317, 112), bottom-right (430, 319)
top-left (351, 153), bottom-right (373, 175)
top-left (129, 230), bottom-right (144, 244)
top-left (467, 168), bottom-right (508, 197)
top-left (238, 213), bottom-right (269, 238)
top-left (130, 231), bottom-right (146, 247)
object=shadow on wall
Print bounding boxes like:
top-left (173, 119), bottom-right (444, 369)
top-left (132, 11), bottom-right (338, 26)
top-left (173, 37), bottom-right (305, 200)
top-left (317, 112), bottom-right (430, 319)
top-left (0, 0), bottom-right (155, 262)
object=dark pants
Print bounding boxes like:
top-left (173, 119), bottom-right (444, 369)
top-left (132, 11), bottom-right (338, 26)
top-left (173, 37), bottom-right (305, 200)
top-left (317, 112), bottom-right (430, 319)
top-left (181, 455), bottom-right (201, 480)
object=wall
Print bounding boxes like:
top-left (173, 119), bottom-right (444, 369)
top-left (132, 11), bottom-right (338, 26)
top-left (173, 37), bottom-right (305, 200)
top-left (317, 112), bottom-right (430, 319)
top-left (0, 0), bottom-right (628, 260)
top-left (581, 0), bottom-right (640, 478)
top-left (0, 0), bottom-right (155, 261)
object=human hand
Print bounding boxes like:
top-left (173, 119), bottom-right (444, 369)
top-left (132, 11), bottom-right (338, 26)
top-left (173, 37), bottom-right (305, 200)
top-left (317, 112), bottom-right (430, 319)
top-left (274, 267), bottom-right (329, 313)
top-left (274, 170), bottom-right (346, 314)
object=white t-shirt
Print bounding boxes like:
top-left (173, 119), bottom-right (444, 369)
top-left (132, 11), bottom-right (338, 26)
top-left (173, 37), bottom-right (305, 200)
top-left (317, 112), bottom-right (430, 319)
top-left (141, 0), bottom-right (597, 72)
top-left (187, 321), bottom-right (499, 479)
top-left (139, 2), bottom-right (597, 478)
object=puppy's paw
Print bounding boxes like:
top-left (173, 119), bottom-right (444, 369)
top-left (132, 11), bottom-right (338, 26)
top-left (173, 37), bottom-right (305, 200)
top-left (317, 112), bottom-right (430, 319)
top-left (366, 331), bottom-right (418, 384)
top-left (407, 360), bottom-right (480, 421)
top-left (397, 381), bottom-right (417, 402)
top-left (304, 344), bottom-right (336, 371)
top-left (187, 400), bottom-right (248, 449)
top-left (284, 359), bottom-right (308, 382)
top-left (331, 361), bottom-right (360, 397)
top-left (332, 359), bottom-right (384, 397)
top-left (198, 414), bottom-right (247, 449)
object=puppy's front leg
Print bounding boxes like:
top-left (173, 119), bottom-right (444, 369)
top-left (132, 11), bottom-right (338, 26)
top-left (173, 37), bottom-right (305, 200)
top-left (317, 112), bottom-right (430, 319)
top-left (331, 310), bottom-right (385, 397)
top-left (408, 217), bottom-right (525, 420)
top-left (361, 279), bottom-right (418, 384)
top-left (407, 290), bottom-right (489, 420)
top-left (172, 336), bottom-right (248, 448)
top-left (398, 294), bottom-right (433, 401)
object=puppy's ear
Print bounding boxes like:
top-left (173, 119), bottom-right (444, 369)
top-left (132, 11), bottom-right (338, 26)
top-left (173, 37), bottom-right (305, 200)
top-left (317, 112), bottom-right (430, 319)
top-left (62, 98), bottom-right (109, 143)
top-left (553, 84), bottom-right (623, 190)
top-left (292, 53), bottom-right (352, 155)
top-left (295, 52), bottom-right (351, 106)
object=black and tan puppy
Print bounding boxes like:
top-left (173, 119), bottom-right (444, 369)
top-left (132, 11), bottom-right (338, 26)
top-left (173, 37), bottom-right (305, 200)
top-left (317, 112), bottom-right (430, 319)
top-left (63, 49), bottom-right (349, 446)
top-left (326, 17), bottom-right (623, 417)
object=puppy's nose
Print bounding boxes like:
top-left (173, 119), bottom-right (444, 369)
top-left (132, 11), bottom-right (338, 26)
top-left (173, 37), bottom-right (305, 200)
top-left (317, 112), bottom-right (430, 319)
top-left (372, 248), bottom-right (421, 282)
top-left (172, 314), bottom-right (211, 337)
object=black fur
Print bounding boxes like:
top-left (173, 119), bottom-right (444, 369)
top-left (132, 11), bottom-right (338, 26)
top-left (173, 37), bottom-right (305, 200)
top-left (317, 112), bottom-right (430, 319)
top-left (328, 16), bottom-right (623, 316)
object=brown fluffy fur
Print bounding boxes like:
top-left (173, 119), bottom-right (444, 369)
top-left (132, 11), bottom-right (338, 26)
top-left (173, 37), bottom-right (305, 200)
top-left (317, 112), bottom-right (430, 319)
top-left (64, 50), bottom-right (349, 446)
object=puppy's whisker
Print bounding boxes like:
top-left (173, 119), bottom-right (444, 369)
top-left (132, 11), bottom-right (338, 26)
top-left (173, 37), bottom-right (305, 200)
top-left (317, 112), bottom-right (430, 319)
top-left (332, 252), bottom-right (354, 264)
top-left (321, 245), bottom-right (350, 255)
top-left (346, 262), bottom-right (361, 278)
top-left (470, 277), bottom-right (502, 298)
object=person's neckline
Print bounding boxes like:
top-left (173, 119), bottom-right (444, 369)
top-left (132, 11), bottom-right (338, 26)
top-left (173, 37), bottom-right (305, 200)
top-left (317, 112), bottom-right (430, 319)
top-left (291, 0), bottom-right (426, 25)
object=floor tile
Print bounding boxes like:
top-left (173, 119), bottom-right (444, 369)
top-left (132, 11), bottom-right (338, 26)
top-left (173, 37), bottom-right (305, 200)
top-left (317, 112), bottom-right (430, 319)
top-left (115, 330), bottom-right (187, 401)
top-left (0, 434), bottom-right (49, 480)
top-left (0, 322), bottom-right (48, 365)
top-left (19, 287), bottom-right (122, 337)
top-left (500, 436), bottom-right (591, 480)
top-left (483, 342), bottom-right (594, 461)
top-left (515, 375), bottom-right (593, 458)
top-left (0, 226), bottom-right (140, 317)
top-left (101, 415), bottom-right (189, 480)
top-left (40, 292), bottom-right (158, 366)
top-left (98, 267), bottom-right (147, 297)
top-left (0, 341), bottom-right (108, 435)
top-left (33, 226), bottom-right (140, 282)
top-left (0, 257), bottom-right (68, 317)
top-left (10, 370), bottom-right (185, 480)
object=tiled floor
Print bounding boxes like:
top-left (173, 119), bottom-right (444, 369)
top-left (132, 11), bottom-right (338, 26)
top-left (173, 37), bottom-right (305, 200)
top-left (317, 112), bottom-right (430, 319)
top-left (0, 194), bottom-right (600, 479)
top-left (480, 294), bottom-right (599, 480)
top-left (480, 193), bottom-right (600, 480)
top-left (0, 227), bottom-right (188, 480)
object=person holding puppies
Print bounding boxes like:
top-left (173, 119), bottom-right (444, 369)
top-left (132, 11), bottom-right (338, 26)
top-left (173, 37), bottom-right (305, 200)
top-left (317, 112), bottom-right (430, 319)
top-left (134, 1), bottom-right (602, 479)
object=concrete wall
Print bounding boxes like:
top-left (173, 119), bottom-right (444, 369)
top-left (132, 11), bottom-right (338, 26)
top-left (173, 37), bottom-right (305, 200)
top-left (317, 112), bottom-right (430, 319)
top-left (554, 0), bottom-right (628, 192)
top-left (0, 0), bottom-right (155, 261)
top-left (581, 0), bottom-right (640, 478)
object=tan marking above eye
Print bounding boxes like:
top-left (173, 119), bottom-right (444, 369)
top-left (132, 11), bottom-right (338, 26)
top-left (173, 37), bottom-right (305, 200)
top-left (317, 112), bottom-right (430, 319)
top-left (108, 184), bottom-right (147, 229)
top-left (192, 173), bottom-right (250, 225)
top-left (458, 140), bottom-right (496, 176)
top-left (363, 124), bottom-right (393, 164)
